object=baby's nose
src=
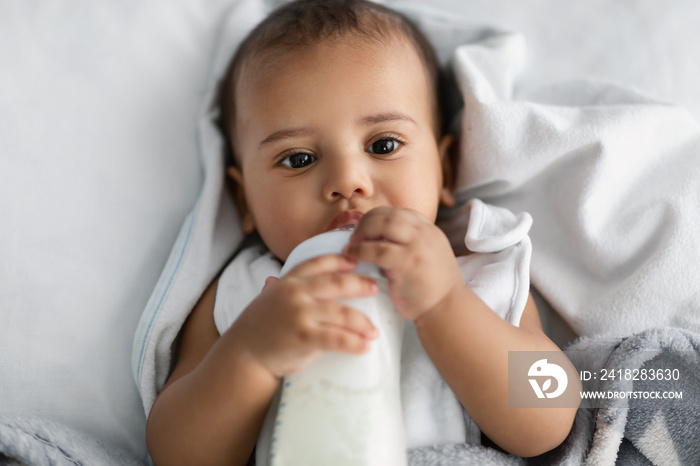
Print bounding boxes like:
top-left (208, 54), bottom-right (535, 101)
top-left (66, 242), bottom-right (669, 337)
top-left (323, 155), bottom-right (373, 201)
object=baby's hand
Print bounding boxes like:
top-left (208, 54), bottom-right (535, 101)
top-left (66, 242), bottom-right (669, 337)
top-left (343, 207), bottom-right (463, 322)
top-left (232, 254), bottom-right (379, 378)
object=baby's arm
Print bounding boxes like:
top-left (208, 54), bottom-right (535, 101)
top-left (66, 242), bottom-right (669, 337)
top-left (345, 207), bottom-right (579, 457)
top-left (146, 255), bottom-right (379, 466)
top-left (414, 289), bottom-right (577, 457)
top-left (146, 278), bottom-right (278, 466)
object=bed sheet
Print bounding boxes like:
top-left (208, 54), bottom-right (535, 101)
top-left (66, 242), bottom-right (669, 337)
top-left (0, 0), bottom-right (236, 459)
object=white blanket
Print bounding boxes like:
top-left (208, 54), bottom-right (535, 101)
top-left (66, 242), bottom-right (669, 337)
top-left (438, 32), bottom-right (700, 339)
top-left (132, 0), bottom-right (266, 413)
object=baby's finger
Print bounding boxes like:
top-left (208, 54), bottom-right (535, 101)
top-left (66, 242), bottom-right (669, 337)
top-left (306, 272), bottom-right (379, 301)
top-left (315, 327), bottom-right (373, 354)
top-left (350, 207), bottom-right (420, 245)
top-left (316, 303), bottom-right (379, 339)
top-left (343, 239), bottom-right (405, 271)
top-left (287, 253), bottom-right (357, 278)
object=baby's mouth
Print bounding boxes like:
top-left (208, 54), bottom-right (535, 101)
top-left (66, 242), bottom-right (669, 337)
top-left (327, 210), bottom-right (364, 231)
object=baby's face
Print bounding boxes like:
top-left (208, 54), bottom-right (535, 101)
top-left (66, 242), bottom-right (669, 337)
top-left (232, 37), bottom-right (451, 261)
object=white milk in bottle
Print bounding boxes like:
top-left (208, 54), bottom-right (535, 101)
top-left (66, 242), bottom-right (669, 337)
top-left (260, 227), bottom-right (406, 466)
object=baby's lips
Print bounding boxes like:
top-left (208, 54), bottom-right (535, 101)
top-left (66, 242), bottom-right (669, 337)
top-left (327, 210), bottom-right (364, 232)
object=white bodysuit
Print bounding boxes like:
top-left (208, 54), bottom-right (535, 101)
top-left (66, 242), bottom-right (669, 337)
top-left (212, 199), bottom-right (532, 460)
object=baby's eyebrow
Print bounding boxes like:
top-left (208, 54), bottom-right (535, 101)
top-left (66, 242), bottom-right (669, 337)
top-left (358, 111), bottom-right (417, 126)
top-left (258, 112), bottom-right (416, 148)
top-left (259, 127), bottom-right (313, 147)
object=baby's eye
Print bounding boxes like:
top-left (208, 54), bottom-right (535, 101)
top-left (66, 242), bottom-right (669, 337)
top-left (366, 138), bottom-right (401, 155)
top-left (280, 152), bottom-right (316, 169)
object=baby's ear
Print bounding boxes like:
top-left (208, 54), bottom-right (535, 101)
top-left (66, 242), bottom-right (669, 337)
top-left (226, 166), bottom-right (256, 234)
top-left (438, 134), bottom-right (458, 208)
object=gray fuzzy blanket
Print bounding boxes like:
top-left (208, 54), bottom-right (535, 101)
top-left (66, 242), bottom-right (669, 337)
top-left (531, 326), bottom-right (700, 466)
top-left (0, 416), bottom-right (143, 466)
top-left (3, 327), bottom-right (698, 465)
top-left (409, 326), bottom-right (700, 466)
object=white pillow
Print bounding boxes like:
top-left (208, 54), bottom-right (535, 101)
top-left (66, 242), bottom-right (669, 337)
top-left (0, 0), bottom-right (235, 458)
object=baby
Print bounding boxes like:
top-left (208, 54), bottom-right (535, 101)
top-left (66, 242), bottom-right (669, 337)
top-left (146, 0), bottom-right (579, 464)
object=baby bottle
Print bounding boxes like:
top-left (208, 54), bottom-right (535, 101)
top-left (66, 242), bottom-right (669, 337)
top-left (264, 227), bottom-right (407, 466)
